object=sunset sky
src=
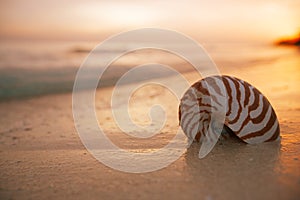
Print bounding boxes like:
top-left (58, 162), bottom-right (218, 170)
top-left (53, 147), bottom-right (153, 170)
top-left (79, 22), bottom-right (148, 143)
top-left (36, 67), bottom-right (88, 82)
top-left (0, 0), bottom-right (299, 42)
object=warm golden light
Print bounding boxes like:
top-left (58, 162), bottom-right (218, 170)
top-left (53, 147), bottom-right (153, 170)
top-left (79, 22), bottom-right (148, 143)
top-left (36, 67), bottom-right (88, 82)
top-left (0, 0), bottom-right (299, 41)
top-left (259, 2), bottom-right (299, 39)
top-left (72, 3), bottom-right (157, 28)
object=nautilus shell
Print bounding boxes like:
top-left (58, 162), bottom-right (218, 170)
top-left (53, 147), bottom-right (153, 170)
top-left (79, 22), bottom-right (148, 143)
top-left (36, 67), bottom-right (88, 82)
top-left (179, 75), bottom-right (280, 145)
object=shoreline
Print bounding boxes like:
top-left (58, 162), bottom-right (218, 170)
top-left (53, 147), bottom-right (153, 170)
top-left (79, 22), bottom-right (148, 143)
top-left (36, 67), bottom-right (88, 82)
top-left (1, 42), bottom-right (297, 102)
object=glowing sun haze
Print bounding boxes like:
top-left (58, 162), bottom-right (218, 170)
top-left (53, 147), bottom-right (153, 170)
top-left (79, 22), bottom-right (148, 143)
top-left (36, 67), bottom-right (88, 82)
top-left (0, 0), bottom-right (299, 42)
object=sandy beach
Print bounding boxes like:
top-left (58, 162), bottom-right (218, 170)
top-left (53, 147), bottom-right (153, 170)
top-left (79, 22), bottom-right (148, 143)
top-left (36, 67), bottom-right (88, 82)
top-left (0, 46), bottom-right (299, 200)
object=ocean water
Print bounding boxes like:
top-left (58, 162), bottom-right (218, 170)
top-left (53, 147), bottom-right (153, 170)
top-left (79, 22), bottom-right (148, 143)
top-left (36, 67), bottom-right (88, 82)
top-left (0, 40), bottom-right (296, 100)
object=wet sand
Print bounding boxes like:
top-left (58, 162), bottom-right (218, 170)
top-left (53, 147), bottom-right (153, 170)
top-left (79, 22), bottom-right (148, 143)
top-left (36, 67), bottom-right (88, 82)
top-left (0, 51), bottom-right (300, 199)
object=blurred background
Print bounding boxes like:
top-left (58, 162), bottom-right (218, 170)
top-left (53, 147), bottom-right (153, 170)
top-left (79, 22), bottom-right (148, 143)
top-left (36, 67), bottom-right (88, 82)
top-left (0, 0), bottom-right (299, 100)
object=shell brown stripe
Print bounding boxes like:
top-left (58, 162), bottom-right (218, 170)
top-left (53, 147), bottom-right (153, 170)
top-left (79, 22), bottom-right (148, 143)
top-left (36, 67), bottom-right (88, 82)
top-left (189, 115), bottom-right (204, 134)
top-left (265, 121), bottom-right (280, 142)
top-left (251, 95), bottom-right (270, 124)
top-left (204, 76), bottom-right (223, 97)
top-left (180, 107), bottom-right (197, 124)
top-left (197, 93), bottom-right (222, 109)
top-left (182, 110), bottom-right (202, 131)
top-left (180, 91), bottom-right (196, 102)
top-left (222, 77), bottom-right (233, 116)
top-left (191, 116), bottom-right (207, 135)
top-left (242, 80), bottom-right (251, 107)
top-left (226, 76), bottom-right (243, 124)
top-left (180, 104), bottom-right (196, 115)
top-left (248, 86), bottom-right (260, 112)
top-left (236, 86), bottom-right (260, 134)
top-left (240, 110), bottom-right (277, 140)
top-left (196, 83), bottom-right (222, 107)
